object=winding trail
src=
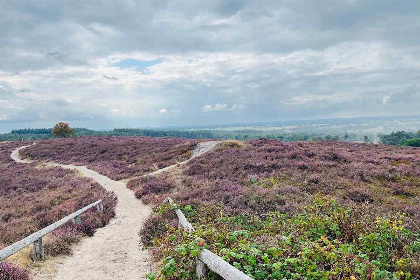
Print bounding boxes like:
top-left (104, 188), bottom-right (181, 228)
top-left (10, 141), bottom-right (219, 280)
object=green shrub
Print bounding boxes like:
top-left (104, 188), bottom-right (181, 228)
top-left (403, 138), bottom-right (420, 147)
top-left (145, 197), bottom-right (420, 280)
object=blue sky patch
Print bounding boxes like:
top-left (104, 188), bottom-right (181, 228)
top-left (113, 58), bottom-right (162, 70)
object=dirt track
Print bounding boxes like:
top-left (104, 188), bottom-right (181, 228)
top-left (10, 141), bottom-right (219, 280)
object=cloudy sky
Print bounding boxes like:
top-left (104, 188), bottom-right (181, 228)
top-left (0, 0), bottom-right (419, 132)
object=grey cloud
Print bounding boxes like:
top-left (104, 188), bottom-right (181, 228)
top-left (85, 26), bottom-right (103, 37)
top-left (383, 85), bottom-right (419, 104)
top-left (52, 99), bottom-right (70, 107)
top-left (46, 51), bottom-right (67, 62)
top-left (0, 81), bottom-right (15, 100)
top-left (103, 75), bottom-right (118, 80)
top-left (0, 0), bottom-right (420, 128)
top-left (2, 0), bottom-right (420, 68)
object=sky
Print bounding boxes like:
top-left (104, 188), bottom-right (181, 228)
top-left (0, 0), bottom-right (419, 132)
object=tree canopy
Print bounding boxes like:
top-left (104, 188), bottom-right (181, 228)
top-left (52, 122), bottom-right (75, 138)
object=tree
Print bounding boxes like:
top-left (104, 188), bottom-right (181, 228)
top-left (343, 133), bottom-right (349, 141)
top-left (325, 135), bottom-right (339, 141)
top-left (378, 131), bottom-right (416, 145)
top-left (52, 122), bottom-right (75, 138)
top-left (403, 138), bottom-right (420, 147)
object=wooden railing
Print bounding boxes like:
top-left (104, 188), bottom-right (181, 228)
top-left (0, 200), bottom-right (104, 261)
top-left (162, 197), bottom-right (253, 280)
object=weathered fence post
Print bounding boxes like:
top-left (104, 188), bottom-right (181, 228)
top-left (73, 215), bottom-right (82, 224)
top-left (96, 201), bottom-right (104, 213)
top-left (31, 238), bottom-right (44, 261)
top-left (196, 258), bottom-right (208, 279)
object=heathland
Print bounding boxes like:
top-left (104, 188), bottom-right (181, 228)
top-left (3, 136), bottom-right (417, 280)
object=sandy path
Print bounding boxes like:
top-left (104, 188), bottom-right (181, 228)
top-left (135, 141), bottom-right (220, 178)
top-left (10, 140), bottom-right (219, 280)
top-left (11, 145), bottom-right (152, 280)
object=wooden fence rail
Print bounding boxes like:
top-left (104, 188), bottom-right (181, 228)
top-left (162, 197), bottom-right (253, 280)
top-left (0, 199), bottom-right (104, 261)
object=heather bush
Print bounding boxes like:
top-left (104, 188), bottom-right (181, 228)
top-left (135, 139), bottom-right (419, 279)
top-left (140, 212), bottom-right (177, 247)
top-left (20, 137), bottom-right (200, 180)
top-left (44, 239), bottom-right (73, 257)
top-left (391, 183), bottom-right (412, 196)
top-left (44, 225), bottom-right (83, 257)
top-left (130, 177), bottom-right (175, 199)
top-left (181, 139), bottom-right (419, 226)
top-left (0, 262), bottom-right (31, 280)
top-left (0, 142), bottom-right (117, 275)
top-left (346, 188), bottom-right (374, 203)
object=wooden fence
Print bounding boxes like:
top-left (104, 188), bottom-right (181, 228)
top-left (0, 200), bottom-right (104, 261)
top-left (162, 197), bottom-right (253, 280)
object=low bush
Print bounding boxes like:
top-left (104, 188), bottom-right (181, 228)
top-left (145, 197), bottom-right (420, 280)
top-left (0, 262), bottom-right (31, 280)
top-left (135, 139), bottom-right (420, 279)
top-left (131, 177), bottom-right (176, 199)
top-left (214, 140), bottom-right (246, 152)
top-left (20, 137), bottom-right (200, 180)
top-left (0, 142), bottom-right (117, 275)
top-left (44, 225), bottom-right (83, 257)
top-left (346, 188), bottom-right (374, 203)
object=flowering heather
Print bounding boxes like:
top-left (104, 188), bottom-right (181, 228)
top-left (0, 142), bottom-right (116, 261)
top-left (0, 261), bottom-right (31, 280)
top-left (127, 175), bottom-right (176, 203)
top-left (134, 139), bottom-right (419, 223)
top-left (180, 139), bottom-right (420, 226)
top-left (20, 136), bottom-right (200, 180)
top-left (135, 139), bottom-right (420, 279)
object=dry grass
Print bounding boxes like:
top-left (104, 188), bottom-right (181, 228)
top-left (5, 246), bottom-right (33, 268)
top-left (214, 140), bottom-right (246, 152)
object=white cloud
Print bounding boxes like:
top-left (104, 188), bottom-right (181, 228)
top-left (159, 108), bottom-right (168, 113)
top-left (201, 103), bottom-right (227, 112)
top-left (282, 93), bottom-right (356, 105)
top-left (0, 1), bottom-right (420, 127)
top-left (231, 104), bottom-right (246, 111)
top-left (201, 103), bottom-right (246, 112)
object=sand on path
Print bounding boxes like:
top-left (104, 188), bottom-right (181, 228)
top-left (12, 144), bottom-right (152, 279)
top-left (10, 141), bottom-right (220, 280)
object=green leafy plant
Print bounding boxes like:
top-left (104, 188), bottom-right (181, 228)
top-left (144, 197), bottom-right (420, 280)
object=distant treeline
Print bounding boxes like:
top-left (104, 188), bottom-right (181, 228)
top-left (11, 128), bottom-right (52, 135)
top-left (378, 131), bottom-right (420, 147)
top-left (0, 127), bottom-right (355, 142)
top-left (1, 128), bottom-right (213, 141)
top-left (5, 127), bottom-right (416, 145)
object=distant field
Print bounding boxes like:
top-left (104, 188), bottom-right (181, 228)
top-left (20, 136), bottom-right (200, 180)
top-left (133, 139), bottom-right (420, 279)
top-left (0, 142), bottom-right (116, 271)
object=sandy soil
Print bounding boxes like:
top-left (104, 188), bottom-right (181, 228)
top-left (9, 140), bottom-right (219, 280)
top-left (12, 144), bottom-right (152, 280)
